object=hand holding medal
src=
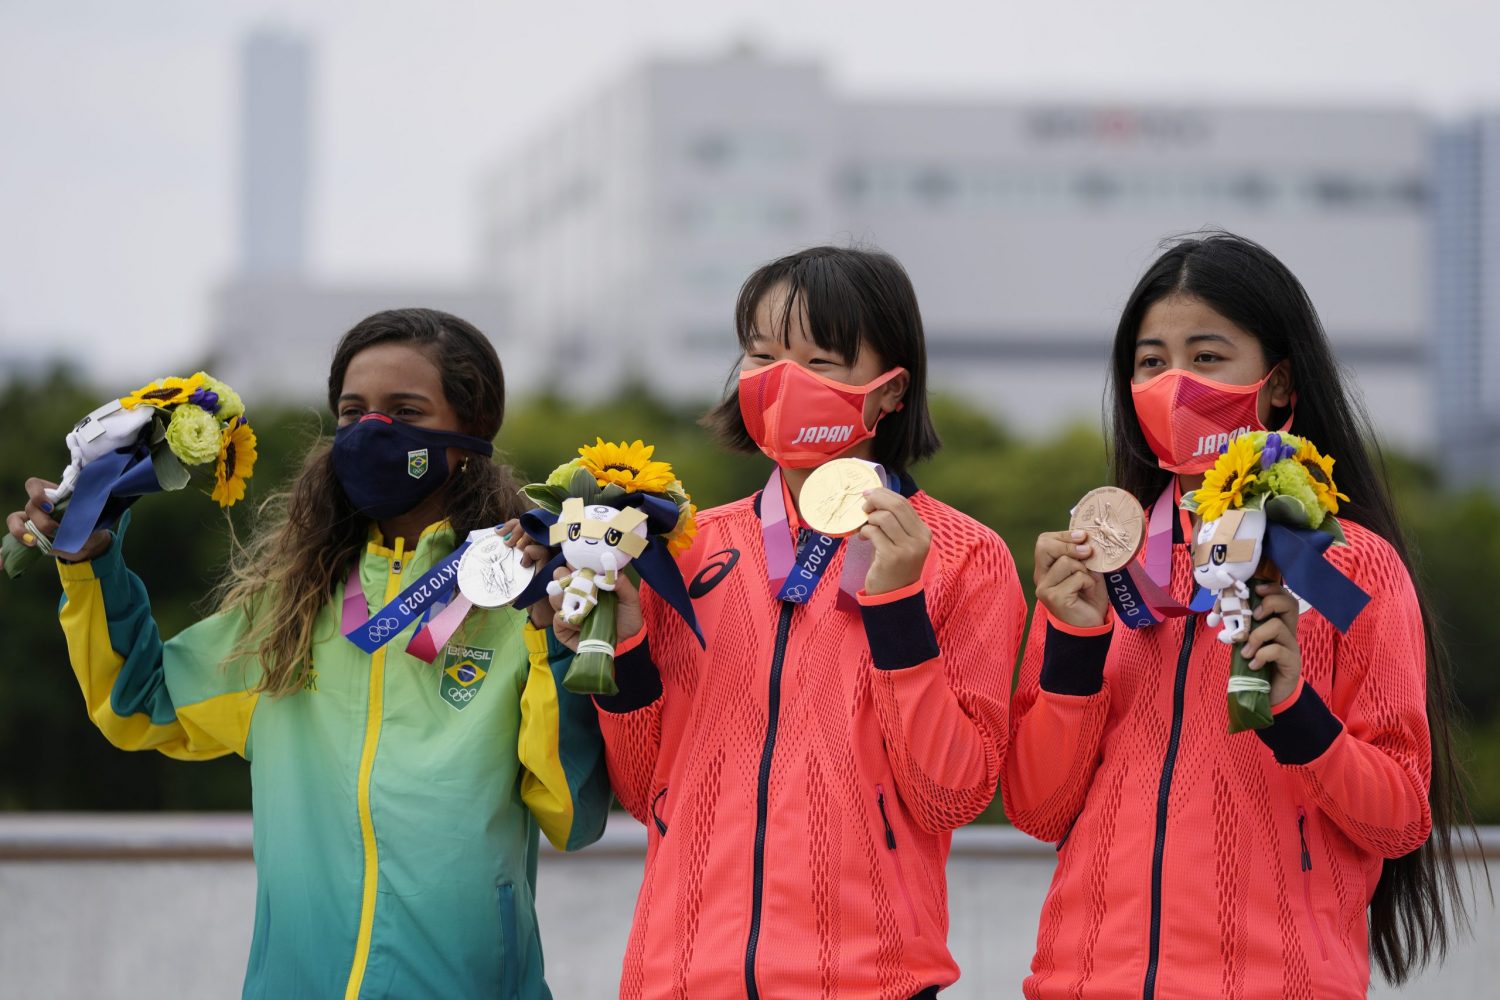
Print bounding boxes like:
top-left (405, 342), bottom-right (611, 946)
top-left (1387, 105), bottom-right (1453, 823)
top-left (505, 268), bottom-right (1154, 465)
top-left (1036, 487), bottom-right (1146, 631)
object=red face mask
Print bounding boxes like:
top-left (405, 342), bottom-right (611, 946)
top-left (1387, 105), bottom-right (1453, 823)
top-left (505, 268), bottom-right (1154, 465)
top-left (738, 359), bottom-right (906, 468)
top-left (1130, 368), bottom-right (1292, 474)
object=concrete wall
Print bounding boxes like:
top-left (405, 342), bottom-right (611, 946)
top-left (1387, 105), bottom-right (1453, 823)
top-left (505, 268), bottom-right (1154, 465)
top-left (0, 815), bottom-right (1493, 998)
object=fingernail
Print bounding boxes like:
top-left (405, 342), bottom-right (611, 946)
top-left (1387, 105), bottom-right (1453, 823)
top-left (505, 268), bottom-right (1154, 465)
top-left (40, 502), bottom-right (52, 513)
top-left (1070, 530), bottom-right (1085, 541)
top-left (21, 532), bottom-right (35, 546)
top-left (1075, 545), bottom-right (1090, 555)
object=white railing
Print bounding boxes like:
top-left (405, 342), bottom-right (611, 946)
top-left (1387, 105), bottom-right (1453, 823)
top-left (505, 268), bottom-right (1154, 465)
top-left (0, 815), bottom-right (1493, 998)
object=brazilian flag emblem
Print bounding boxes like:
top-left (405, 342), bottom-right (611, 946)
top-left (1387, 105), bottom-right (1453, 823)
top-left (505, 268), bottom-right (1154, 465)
top-left (408, 448), bottom-right (430, 479)
top-left (441, 645), bottom-right (493, 712)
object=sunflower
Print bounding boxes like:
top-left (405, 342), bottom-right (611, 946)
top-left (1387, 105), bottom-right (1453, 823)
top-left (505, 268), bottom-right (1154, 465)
top-left (212, 418), bottom-right (258, 507)
top-left (1194, 434), bottom-right (1261, 523)
top-left (666, 501), bottom-right (699, 557)
top-left (578, 438), bottom-right (677, 494)
top-left (120, 373), bottom-right (206, 411)
top-left (1295, 439), bottom-right (1348, 515)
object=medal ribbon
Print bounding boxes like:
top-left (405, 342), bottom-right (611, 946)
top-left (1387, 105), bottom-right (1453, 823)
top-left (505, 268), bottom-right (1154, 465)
top-left (1103, 484), bottom-right (1195, 629)
top-left (343, 538), bottom-right (473, 654)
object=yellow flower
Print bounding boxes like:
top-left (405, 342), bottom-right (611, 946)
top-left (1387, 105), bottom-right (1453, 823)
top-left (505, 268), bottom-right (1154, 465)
top-left (1295, 439), bottom-right (1349, 515)
top-left (1194, 434), bottom-right (1260, 523)
top-left (120, 373), bottom-right (206, 410)
top-left (578, 438), bottom-right (676, 494)
top-left (212, 419), bottom-right (258, 507)
top-left (667, 501), bottom-right (698, 557)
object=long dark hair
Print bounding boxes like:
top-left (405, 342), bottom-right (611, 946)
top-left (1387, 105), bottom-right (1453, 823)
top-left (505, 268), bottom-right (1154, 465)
top-left (217, 308), bottom-right (524, 696)
top-left (1108, 231), bottom-right (1479, 983)
top-left (702, 245), bottom-right (942, 473)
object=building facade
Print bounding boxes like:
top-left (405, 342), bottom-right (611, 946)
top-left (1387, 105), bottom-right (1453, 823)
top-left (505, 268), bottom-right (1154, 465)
top-left (480, 51), bottom-right (1433, 448)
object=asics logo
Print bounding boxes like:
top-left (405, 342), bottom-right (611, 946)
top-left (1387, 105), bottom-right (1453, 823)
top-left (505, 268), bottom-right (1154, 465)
top-left (789, 425), bottom-right (854, 445)
top-left (368, 616), bottom-right (402, 640)
top-left (688, 548), bottom-right (740, 599)
top-left (1192, 426), bottom-right (1252, 458)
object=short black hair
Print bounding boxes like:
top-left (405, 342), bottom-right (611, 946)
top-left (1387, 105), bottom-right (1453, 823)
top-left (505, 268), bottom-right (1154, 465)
top-left (703, 245), bottom-right (941, 472)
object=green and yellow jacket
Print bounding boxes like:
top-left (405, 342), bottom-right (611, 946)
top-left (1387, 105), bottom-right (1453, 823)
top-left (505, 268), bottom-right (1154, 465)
top-left (55, 516), bottom-right (610, 999)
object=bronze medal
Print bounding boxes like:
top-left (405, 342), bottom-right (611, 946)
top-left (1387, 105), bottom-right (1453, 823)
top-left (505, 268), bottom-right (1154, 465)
top-left (1069, 486), bottom-right (1146, 573)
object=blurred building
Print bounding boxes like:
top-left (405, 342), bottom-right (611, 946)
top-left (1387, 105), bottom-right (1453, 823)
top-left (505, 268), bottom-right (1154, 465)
top-left (480, 49), bottom-right (1432, 448)
top-left (212, 29), bottom-right (511, 402)
top-left (1433, 114), bottom-right (1500, 487)
top-left (240, 29), bottom-right (312, 279)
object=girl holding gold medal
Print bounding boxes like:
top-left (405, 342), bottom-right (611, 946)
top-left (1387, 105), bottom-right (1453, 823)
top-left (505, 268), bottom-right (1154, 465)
top-left (5, 309), bottom-right (610, 999)
top-left (535, 246), bottom-right (1026, 998)
top-left (1006, 233), bottom-right (1477, 998)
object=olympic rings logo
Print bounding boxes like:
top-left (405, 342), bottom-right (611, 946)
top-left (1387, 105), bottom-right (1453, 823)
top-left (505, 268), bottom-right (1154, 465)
top-left (448, 687), bottom-right (477, 703)
top-left (782, 584), bottom-right (808, 600)
top-left (368, 617), bottom-right (402, 640)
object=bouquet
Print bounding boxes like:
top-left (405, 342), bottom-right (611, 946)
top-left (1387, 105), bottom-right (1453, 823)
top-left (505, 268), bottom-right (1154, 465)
top-left (518, 440), bottom-right (700, 695)
top-left (1182, 431), bottom-right (1367, 733)
top-left (3, 372), bottom-right (256, 579)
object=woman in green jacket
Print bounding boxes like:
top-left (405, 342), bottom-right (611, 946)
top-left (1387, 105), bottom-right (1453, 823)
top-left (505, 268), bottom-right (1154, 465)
top-left (4, 308), bottom-right (610, 999)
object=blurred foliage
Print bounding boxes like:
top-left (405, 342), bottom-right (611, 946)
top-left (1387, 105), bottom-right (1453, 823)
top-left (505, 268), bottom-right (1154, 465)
top-left (1, 371), bottom-right (1497, 822)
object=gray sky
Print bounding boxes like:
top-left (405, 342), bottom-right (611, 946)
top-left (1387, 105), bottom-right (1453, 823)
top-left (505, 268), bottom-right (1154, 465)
top-left (2, 0), bottom-right (1498, 381)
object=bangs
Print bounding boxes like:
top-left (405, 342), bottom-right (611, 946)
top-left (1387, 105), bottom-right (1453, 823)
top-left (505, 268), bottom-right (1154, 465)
top-left (734, 253), bottom-right (868, 365)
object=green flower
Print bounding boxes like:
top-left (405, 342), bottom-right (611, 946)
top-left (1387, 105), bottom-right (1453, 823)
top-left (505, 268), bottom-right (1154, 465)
top-left (546, 458), bottom-right (585, 488)
top-left (195, 372), bottom-right (245, 421)
top-left (1258, 458), bottom-right (1323, 527)
top-left (165, 403), bottom-right (222, 465)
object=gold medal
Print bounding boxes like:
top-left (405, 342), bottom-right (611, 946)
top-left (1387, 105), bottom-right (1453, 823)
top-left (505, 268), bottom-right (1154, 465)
top-left (800, 459), bottom-right (884, 538)
top-left (1069, 486), bottom-right (1146, 573)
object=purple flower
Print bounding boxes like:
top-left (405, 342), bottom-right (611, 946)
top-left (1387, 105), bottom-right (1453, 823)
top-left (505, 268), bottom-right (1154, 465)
top-left (189, 388), bottom-right (220, 414)
top-left (1261, 433), bottom-right (1295, 469)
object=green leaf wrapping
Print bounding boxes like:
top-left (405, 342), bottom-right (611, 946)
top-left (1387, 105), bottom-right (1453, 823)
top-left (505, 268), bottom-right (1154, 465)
top-left (562, 588), bottom-right (619, 696)
top-left (2, 494), bottom-right (71, 580)
top-left (1226, 580), bottom-right (1275, 733)
top-left (521, 483), bottom-right (565, 513)
top-left (1319, 512), bottom-right (1347, 546)
top-left (1263, 493), bottom-right (1311, 529)
top-left (1, 532), bottom-right (42, 580)
top-left (150, 444), bottom-right (192, 491)
top-left (569, 468), bottom-right (601, 505)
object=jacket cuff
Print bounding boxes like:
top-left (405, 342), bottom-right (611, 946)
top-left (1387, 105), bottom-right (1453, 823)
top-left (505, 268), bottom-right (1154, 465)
top-left (1257, 681), bottom-right (1343, 765)
top-left (1044, 607), bottom-right (1115, 637)
top-left (856, 578), bottom-right (925, 606)
top-left (1039, 623), bottom-right (1110, 696)
top-left (860, 588), bottom-right (939, 671)
top-left (615, 627), bottom-right (648, 656)
top-left (55, 526), bottom-right (126, 582)
top-left (593, 637), bottom-right (662, 714)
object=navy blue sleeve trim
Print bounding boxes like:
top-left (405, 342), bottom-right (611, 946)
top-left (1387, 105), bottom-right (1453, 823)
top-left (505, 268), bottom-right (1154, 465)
top-left (1039, 623), bottom-right (1110, 696)
top-left (593, 638), bottom-right (663, 714)
top-left (861, 590), bottom-right (940, 671)
top-left (1257, 682), bottom-right (1342, 765)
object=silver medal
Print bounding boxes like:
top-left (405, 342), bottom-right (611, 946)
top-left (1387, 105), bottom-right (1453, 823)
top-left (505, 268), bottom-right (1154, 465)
top-left (457, 530), bottom-right (534, 608)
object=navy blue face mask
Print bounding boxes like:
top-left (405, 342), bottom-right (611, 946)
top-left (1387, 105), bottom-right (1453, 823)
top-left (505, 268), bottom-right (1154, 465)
top-left (331, 413), bottom-right (494, 521)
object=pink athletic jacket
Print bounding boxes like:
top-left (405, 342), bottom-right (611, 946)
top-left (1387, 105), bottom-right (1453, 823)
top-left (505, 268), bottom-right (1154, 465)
top-left (595, 480), bottom-right (1025, 999)
top-left (1005, 517), bottom-right (1431, 1000)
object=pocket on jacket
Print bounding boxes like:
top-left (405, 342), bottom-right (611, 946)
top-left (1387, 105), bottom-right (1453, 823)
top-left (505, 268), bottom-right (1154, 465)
top-left (650, 785), bottom-right (669, 838)
top-left (497, 881), bottom-right (521, 999)
top-left (874, 783), bottom-right (923, 939)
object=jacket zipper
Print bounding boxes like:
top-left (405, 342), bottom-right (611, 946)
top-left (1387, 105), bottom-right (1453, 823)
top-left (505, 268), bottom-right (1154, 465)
top-left (343, 541), bottom-right (405, 1000)
top-left (876, 784), bottom-right (923, 938)
top-left (1142, 612), bottom-right (1195, 1000)
top-left (743, 600), bottom-right (795, 1000)
top-left (1298, 805), bottom-right (1330, 961)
